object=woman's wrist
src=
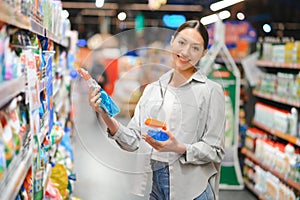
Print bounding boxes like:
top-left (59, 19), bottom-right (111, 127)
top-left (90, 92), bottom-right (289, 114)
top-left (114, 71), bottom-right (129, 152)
top-left (100, 113), bottom-right (119, 135)
top-left (176, 143), bottom-right (186, 154)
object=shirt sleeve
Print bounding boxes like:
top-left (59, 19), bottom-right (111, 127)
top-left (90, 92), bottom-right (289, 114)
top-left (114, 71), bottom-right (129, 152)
top-left (180, 83), bottom-right (225, 165)
top-left (107, 84), bottom-right (153, 152)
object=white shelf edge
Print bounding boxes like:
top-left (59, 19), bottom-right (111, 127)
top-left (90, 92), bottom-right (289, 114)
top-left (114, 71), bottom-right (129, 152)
top-left (0, 147), bottom-right (32, 199)
top-left (0, 76), bottom-right (25, 108)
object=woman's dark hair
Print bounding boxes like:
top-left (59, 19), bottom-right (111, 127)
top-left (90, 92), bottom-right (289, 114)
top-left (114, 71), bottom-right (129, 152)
top-left (173, 20), bottom-right (209, 50)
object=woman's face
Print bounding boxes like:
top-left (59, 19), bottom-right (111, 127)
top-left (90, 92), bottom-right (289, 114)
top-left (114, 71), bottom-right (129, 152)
top-left (171, 28), bottom-right (207, 71)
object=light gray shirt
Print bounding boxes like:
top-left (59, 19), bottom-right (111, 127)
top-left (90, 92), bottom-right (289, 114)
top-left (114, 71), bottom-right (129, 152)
top-left (109, 69), bottom-right (225, 200)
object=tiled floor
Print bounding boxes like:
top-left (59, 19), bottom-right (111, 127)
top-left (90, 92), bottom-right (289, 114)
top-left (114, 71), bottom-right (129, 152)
top-left (71, 82), bottom-right (257, 200)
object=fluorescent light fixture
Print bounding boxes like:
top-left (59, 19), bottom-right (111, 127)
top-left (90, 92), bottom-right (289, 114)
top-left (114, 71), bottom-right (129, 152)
top-left (219, 10), bottom-right (231, 19)
top-left (95, 0), bottom-right (104, 8)
top-left (200, 10), bottom-right (231, 25)
top-left (210, 0), bottom-right (244, 11)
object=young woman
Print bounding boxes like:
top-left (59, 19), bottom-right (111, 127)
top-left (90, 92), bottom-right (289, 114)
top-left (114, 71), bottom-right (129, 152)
top-left (88, 20), bottom-right (225, 200)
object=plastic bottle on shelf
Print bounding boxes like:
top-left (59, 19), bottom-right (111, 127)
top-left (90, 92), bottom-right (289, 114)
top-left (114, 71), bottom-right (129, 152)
top-left (77, 68), bottom-right (120, 117)
top-left (289, 107), bottom-right (298, 136)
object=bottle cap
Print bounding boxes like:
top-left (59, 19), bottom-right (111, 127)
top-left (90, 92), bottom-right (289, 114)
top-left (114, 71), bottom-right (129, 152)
top-left (77, 68), bottom-right (91, 80)
top-left (145, 118), bottom-right (167, 130)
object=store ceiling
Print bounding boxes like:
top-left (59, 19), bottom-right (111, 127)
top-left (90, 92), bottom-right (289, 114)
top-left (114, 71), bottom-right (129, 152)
top-left (62, 0), bottom-right (300, 40)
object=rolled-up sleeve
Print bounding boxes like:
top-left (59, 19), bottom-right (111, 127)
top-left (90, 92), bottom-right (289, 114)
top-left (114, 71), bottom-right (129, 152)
top-left (180, 83), bottom-right (225, 165)
top-left (107, 84), bottom-right (153, 152)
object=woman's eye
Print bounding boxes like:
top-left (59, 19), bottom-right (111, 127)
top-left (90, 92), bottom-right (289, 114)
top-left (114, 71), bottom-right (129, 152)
top-left (178, 41), bottom-right (184, 45)
top-left (193, 47), bottom-right (200, 51)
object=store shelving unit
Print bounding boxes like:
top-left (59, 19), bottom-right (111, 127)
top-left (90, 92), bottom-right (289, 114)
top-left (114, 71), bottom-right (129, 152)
top-left (0, 0), bottom-right (68, 48)
top-left (0, 133), bottom-right (32, 200)
top-left (252, 120), bottom-right (300, 146)
top-left (241, 148), bottom-right (300, 192)
top-left (0, 1), bottom-right (71, 199)
top-left (242, 58), bottom-right (300, 197)
top-left (253, 90), bottom-right (300, 108)
top-left (0, 76), bottom-right (26, 108)
top-left (256, 60), bottom-right (300, 69)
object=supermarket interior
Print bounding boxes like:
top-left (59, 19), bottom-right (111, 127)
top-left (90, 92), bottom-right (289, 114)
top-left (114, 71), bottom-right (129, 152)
top-left (0, 0), bottom-right (300, 200)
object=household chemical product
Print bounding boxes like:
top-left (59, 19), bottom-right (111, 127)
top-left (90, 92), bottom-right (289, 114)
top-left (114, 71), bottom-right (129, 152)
top-left (77, 68), bottom-right (120, 117)
top-left (144, 118), bottom-right (169, 141)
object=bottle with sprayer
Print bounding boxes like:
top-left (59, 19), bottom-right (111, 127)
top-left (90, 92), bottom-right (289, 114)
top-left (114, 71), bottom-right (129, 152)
top-left (77, 68), bottom-right (120, 117)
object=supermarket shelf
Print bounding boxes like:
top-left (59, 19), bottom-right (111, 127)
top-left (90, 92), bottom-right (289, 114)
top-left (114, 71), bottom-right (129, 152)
top-left (0, 76), bottom-right (26, 108)
top-left (241, 148), bottom-right (300, 192)
top-left (0, 0), bottom-right (30, 30)
top-left (252, 120), bottom-right (300, 146)
top-left (243, 178), bottom-right (266, 200)
top-left (253, 90), bottom-right (300, 108)
top-left (256, 60), bottom-right (300, 69)
top-left (0, 140), bottom-right (32, 199)
top-left (0, 0), bottom-right (68, 47)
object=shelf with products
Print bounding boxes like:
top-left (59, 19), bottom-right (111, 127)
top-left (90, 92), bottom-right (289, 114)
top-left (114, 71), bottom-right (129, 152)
top-left (0, 0), bottom-right (69, 48)
top-left (253, 89), bottom-right (300, 108)
top-left (0, 1), bottom-right (75, 197)
top-left (0, 75), bottom-right (26, 108)
top-left (0, 131), bottom-right (32, 200)
top-left (243, 178), bottom-right (266, 200)
top-left (242, 37), bottom-right (300, 199)
top-left (252, 120), bottom-right (300, 146)
top-left (256, 60), bottom-right (300, 69)
top-left (241, 147), bottom-right (300, 192)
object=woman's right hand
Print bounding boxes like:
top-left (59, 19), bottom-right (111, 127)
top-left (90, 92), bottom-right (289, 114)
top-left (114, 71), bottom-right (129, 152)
top-left (88, 86), bottom-right (103, 113)
top-left (88, 86), bottom-right (119, 135)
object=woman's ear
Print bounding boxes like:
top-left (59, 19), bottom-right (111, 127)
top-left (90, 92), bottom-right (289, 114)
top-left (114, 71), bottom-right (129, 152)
top-left (201, 49), bottom-right (208, 58)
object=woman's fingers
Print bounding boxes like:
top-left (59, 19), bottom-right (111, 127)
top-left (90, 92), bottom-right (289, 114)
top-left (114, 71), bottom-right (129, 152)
top-left (89, 92), bottom-right (99, 104)
top-left (142, 133), bottom-right (165, 151)
top-left (89, 86), bottom-right (100, 98)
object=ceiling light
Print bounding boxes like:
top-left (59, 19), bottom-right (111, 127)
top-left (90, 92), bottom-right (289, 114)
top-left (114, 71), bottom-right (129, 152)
top-left (200, 10), bottom-right (231, 25)
top-left (95, 0), bottom-right (104, 8)
top-left (118, 12), bottom-right (127, 21)
top-left (219, 10), bottom-right (231, 19)
top-left (210, 0), bottom-right (244, 12)
top-left (263, 24), bottom-right (271, 33)
top-left (237, 12), bottom-right (245, 20)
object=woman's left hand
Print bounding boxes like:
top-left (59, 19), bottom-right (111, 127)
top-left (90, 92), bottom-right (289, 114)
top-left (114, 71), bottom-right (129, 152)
top-left (142, 130), bottom-right (186, 154)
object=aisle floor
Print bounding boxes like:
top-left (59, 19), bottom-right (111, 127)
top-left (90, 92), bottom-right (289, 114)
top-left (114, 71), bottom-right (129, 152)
top-left (71, 81), bottom-right (257, 200)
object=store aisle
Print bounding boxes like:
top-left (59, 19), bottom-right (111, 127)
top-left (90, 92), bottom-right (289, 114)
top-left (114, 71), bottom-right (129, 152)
top-left (71, 80), bottom-right (257, 200)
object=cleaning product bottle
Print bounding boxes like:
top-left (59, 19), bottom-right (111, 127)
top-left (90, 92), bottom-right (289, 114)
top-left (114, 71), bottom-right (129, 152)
top-left (77, 68), bottom-right (120, 117)
top-left (144, 118), bottom-right (169, 141)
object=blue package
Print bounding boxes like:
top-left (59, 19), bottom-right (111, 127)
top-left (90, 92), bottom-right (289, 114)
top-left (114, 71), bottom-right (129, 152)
top-left (97, 88), bottom-right (120, 117)
top-left (147, 129), bottom-right (169, 141)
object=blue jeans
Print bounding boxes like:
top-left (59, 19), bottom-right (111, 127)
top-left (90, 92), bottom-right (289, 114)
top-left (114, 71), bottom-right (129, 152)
top-left (149, 160), bottom-right (214, 200)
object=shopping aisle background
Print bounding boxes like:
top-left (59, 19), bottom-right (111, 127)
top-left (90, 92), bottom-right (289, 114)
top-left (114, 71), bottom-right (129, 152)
top-left (71, 80), bottom-right (257, 200)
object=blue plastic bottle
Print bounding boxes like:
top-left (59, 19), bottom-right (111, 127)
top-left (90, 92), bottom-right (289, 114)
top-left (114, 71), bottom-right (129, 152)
top-left (78, 68), bottom-right (120, 117)
top-left (147, 129), bottom-right (169, 141)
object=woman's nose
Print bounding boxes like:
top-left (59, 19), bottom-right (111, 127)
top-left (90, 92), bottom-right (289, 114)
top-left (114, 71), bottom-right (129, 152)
top-left (181, 45), bottom-right (190, 56)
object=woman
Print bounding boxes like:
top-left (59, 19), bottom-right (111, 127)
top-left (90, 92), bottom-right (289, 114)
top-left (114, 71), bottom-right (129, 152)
top-left (88, 20), bottom-right (225, 200)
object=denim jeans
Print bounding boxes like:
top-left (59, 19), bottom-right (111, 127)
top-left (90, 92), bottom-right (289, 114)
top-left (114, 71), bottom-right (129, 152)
top-left (149, 160), bottom-right (214, 200)
top-left (150, 160), bottom-right (170, 200)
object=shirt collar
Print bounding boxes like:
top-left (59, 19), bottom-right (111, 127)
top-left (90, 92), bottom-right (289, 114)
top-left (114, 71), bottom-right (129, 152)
top-left (158, 69), bottom-right (207, 86)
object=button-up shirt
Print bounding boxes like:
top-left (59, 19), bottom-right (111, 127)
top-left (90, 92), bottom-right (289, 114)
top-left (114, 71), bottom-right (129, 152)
top-left (109, 69), bottom-right (225, 200)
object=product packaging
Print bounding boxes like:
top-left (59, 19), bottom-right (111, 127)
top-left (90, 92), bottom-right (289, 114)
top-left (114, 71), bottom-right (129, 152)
top-left (77, 68), bottom-right (120, 117)
top-left (144, 118), bottom-right (169, 141)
